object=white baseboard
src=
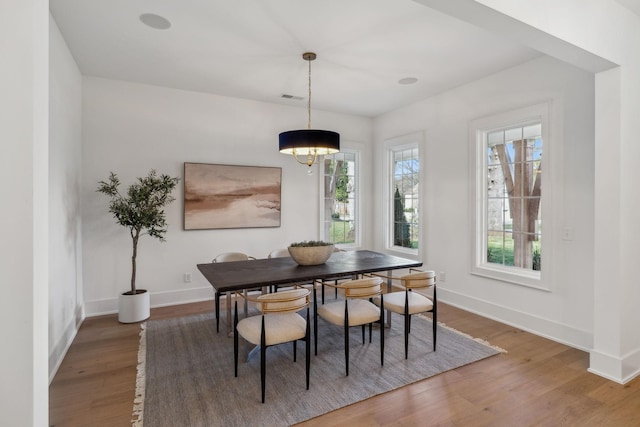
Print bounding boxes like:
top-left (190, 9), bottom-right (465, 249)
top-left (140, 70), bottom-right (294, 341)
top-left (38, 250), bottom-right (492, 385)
top-left (438, 288), bottom-right (593, 351)
top-left (589, 347), bottom-right (640, 384)
top-left (49, 304), bottom-right (85, 384)
top-left (84, 286), bottom-right (215, 317)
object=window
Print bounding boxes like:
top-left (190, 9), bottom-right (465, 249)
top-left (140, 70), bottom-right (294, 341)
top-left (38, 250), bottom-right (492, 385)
top-left (322, 151), bottom-right (357, 246)
top-left (390, 145), bottom-right (419, 252)
top-left (486, 124), bottom-right (542, 270)
top-left (471, 103), bottom-right (549, 288)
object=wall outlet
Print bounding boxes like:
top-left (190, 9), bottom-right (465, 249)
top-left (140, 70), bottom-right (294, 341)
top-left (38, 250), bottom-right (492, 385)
top-left (562, 227), bottom-right (574, 241)
top-left (184, 272), bottom-right (192, 283)
top-left (439, 271), bottom-right (446, 282)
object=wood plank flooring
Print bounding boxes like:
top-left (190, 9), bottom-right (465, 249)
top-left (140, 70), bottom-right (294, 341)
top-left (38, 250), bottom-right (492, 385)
top-left (49, 300), bottom-right (640, 426)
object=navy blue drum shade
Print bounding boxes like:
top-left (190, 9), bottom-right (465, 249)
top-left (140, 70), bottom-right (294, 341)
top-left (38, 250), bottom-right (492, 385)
top-left (279, 129), bottom-right (340, 155)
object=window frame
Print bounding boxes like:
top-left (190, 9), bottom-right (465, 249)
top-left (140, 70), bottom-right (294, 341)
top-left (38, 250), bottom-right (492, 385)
top-left (384, 133), bottom-right (422, 257)
top-left (470, 102), bottom-right (552, 290)
top-left (319, 149), bottom-right (361, 249)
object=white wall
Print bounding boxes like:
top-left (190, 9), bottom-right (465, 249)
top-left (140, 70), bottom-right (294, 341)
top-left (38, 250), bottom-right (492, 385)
top-left (420, 0), bottom-right (640, 386)
top-left (81, 77), bottom-right (372, 314)
top-left (49, 15), bottom-right (83, 381)
top-left (374, 55), bottom-right (595, 350)
top-left (0, 1), bottom-right (49, 425)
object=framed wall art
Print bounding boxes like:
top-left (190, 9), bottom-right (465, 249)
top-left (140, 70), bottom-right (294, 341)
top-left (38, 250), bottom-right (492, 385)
top-left (183, 163), bottom-right (282, 230)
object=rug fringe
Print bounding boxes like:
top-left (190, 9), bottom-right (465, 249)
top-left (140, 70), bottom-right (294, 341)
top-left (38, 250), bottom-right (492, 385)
top-left (416, 313), bottom-right (508, 354)
top-left (131, 322), bottom-right (147, 426)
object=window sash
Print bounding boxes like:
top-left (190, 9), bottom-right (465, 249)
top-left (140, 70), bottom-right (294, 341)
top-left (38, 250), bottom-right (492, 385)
top-left (470, 102), bottom-right (550, 290)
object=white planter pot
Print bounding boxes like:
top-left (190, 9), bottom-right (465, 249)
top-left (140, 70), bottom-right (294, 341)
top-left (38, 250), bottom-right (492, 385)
top-left (118, 290), bottom-right (150, 323)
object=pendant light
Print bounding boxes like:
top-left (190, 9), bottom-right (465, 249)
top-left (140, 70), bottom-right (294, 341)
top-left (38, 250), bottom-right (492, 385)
top-left (279, 52), bottom-right (340, 170)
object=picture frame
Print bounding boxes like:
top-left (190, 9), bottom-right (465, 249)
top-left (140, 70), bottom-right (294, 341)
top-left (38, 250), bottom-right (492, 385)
top-left (183, 162), bottom-right (282, 230)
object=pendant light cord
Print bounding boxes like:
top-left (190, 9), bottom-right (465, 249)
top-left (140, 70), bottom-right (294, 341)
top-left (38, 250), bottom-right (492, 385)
top-left (307, 56), bottom-right (312, 130)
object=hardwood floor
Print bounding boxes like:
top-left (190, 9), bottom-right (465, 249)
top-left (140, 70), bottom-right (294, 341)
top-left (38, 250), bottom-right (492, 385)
top-left (49, 301), bottom-right (640, 426)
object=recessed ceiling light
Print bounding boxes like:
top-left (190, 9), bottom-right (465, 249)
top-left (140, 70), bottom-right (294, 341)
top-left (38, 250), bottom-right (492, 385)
top-left (139, 13), bottom-right (171, 30)
top-left (398, 77), bottom-right (418, 85)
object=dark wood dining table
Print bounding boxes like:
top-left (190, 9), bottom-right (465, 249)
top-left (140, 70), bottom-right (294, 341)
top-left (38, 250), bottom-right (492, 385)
top-left (197, 250), bottom-right (423, 334)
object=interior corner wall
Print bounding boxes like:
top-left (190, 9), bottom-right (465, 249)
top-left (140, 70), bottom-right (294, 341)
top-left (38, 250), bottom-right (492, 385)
top-left (81, 77), bottom-right (372, 315)
top-left (373, 55), bottom-right (595, 350)
top-left (48, 14), bottom-right (83, 381)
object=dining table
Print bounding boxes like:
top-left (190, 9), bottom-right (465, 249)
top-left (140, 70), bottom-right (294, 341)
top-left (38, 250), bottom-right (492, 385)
top-left (197, 249), bottom-right (423, 335)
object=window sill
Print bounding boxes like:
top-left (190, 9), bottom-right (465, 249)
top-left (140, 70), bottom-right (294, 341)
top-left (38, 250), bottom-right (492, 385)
top-left (471, 264), bottom-right (548, 291)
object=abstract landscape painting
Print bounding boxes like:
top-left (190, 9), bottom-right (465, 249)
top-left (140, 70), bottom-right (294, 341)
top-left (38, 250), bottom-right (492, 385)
top-left (184, 163), bottom-right (281, 230)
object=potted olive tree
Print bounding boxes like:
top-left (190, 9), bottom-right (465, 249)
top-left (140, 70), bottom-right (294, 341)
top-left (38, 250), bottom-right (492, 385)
top-left (97, 170), bottom-right (180, 323)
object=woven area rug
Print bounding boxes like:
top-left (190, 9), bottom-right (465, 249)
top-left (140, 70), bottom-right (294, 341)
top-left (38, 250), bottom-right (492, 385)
top-left (132, 310), bottom-right (502, 426)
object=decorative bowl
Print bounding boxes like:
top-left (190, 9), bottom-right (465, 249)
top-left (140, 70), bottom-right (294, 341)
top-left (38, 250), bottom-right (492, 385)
top-left (288, 244), bottom-right (335, 266)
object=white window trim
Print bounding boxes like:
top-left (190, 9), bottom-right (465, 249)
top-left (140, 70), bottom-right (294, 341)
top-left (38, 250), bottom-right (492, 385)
top-left (469, 102), bottom-right (554, 291)
top-left (319, 148), bottom-right (361, 249)
top-left (384, 132), bottom-right (423, 257)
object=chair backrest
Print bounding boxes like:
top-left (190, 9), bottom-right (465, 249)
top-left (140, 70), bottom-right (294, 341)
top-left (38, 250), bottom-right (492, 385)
top-left (257, 288), bottom-right (310, 314)
top-left (401, 271), bottom-right (436, 289)
top-left (268, 248), bottom-right (291, 259)
top-left (213, 252), bottom-right (254, 263)
top-left (341, 277), bottom-right (383, 299)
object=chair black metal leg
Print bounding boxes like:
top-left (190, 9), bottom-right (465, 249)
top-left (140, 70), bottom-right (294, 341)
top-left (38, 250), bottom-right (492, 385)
top-left (344, 301), bottom-right (350, 376)
top-left (404, 291), bottom-right (410, 359)
top-left (361, 324), bottom-right (365, 344)
top-left (293, 340), bottom-right (297, 362)
top-left (321, 283), bottom-right (325, 304)
top-left (216, 291), bottom-right (221, 333)
top-left (433, 287), bottom-right (438, 351)
top-left (432, 312), bottom-right (437, 351)
top-left (260, 316), bottom-right (267, 403)
top-left (313, 288), bottom-right (318, 356)
top-left (233, 300), bottom-right (239, 377)
top-left (380, 294), bottom-right (384, 366)
top-left (368, 322), bottom-right (372, 343)
top-left (305, 307), bottom-right (311, 390)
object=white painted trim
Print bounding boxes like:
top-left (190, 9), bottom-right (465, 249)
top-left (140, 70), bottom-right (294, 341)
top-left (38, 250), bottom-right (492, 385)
top-left (468, 101), bottom-right (555, 290)
top-left (383, 132), bottom-right (424, 256)
top-left (84, 286), bottom-right (215, 317)
top-left (48, 308), bottom-right (84, 384)
top-left (589, 348), bottom-right (640, 384)
top-left (439, 287), bottom-right (593, 352)
top-left (318, 143), bottom-right (363, 249)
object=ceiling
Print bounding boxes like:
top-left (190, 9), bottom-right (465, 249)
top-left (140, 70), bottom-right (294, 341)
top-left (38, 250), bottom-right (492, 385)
top-left (49, 0), bottom-right (542, 118)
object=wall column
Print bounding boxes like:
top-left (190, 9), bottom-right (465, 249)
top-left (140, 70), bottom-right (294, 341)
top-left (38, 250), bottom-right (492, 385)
top-left (0, 0), bottom-right (49, 425)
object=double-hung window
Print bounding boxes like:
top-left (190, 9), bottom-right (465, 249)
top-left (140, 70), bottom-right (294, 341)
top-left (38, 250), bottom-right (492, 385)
top-left (322, 151), bottom-right (358, 246)
top-left (386, 134), bottom-right (420, 254)
top-left (471, 103), bottom-right (549, 288)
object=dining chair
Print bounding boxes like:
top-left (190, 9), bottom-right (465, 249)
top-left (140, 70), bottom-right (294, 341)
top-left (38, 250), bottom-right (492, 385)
top-left (314, 276), bottom-right (384, 376)
top-left (319, 247), bottom-right (354, 304)
top-left (373, 269), bottom-right (437, 358)
top-left (234, 287), bottom-right (311, 403)
top-left (266, 248), bottom-right (291, 293)
top-left (212, 252), bottom-right (256, 333)
top-left (267, 248), bottom-right (320, 295)
top-left (267, 248), bottom-right (291, 259)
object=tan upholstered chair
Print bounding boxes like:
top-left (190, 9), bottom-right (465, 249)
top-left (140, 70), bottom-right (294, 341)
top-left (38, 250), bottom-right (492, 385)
top-left (319, 247), bottom-right (353, 304)
top-left (234, 288), bottom-right (311, 403)
top-left (267, 248), bottom-right (291, 259)
top-left (267, 248), bottom-right (320, 294)
top-left (212, 252), bottom-right (256, 332)
top-left (314, 276), bottom-right (384, 376)
top-left (213, 252), bottom-right (256, 263)
top-left (373, 269), bottom-right (437, 358)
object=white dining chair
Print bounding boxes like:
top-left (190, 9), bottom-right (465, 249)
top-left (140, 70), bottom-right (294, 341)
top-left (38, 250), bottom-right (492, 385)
top-left (234, 287), bottom-right (311, 403)
top-left (314, 276), bottom-right (384, 376)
